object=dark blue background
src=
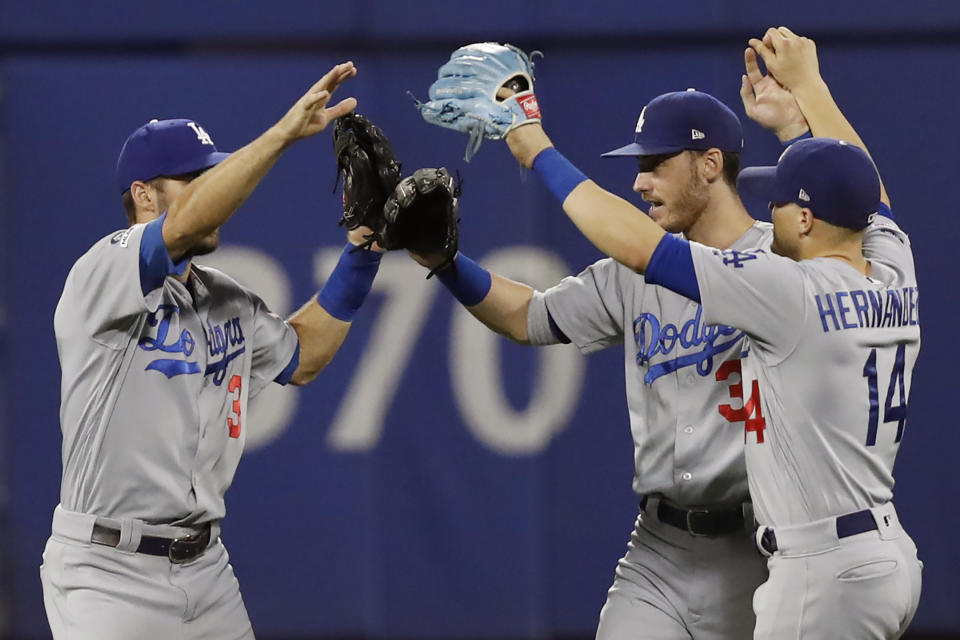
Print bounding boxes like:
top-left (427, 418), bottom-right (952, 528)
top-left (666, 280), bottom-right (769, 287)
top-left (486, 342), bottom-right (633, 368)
top-left (1, 2), bottom-right (958, 638)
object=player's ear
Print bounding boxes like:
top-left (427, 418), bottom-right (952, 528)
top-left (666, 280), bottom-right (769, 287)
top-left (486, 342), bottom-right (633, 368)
top-left (130, 180), bottom-right (157, 221)
top-left (799, 207), bottom-right (815, 235)
top-left (700, 148), bottom-right (724, 182)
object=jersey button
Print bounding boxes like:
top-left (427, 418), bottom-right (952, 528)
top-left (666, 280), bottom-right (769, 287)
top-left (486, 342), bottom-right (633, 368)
top-left (683, 425), bottom-right (694, 435)
top-left (681, 472), bottom-right (693, 481)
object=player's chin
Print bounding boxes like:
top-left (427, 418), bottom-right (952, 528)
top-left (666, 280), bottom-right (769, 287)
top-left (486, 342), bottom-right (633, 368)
top-left (648, 206), bottom-right (681, 233)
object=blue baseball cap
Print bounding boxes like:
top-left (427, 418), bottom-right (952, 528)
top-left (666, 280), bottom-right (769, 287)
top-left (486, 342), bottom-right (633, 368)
top-left (737, 137), bottom-right (880, 230)
top-left (116, 118), bottom-right (231, 193)
top-left (602, 89), bottom-right (743, 158)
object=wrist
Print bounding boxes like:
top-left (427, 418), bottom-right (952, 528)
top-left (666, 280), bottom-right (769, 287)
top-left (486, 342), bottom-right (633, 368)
top-left (317, 243), bottom-right (383, 321)
top-left (435, 253), bottom-right (492, 307)
top-left (505, 122), bottom-right (552, 168)
top-left (531, 147), bottom-right (589, 204)
top-left (775, 122), bottom-right (812, 143)
top-left (263, 124), bottom-right (296, 151)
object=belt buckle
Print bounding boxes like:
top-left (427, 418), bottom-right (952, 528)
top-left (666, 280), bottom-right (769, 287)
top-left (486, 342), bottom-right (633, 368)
top-left (167, 529), bottom-right (209, 564)
top-left (686, 508), bottom-right (711, 537)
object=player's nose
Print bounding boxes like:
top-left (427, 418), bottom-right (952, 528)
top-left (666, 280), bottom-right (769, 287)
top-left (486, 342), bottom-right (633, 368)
top-left (633, 172), bottom-right (653, 194)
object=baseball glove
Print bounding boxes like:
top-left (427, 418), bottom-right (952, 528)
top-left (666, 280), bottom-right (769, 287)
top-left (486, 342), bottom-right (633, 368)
top-left (381, 168), bottom-right (461, 278)
top-left (333, 112), bottom-right (403, 238)
top-left (418, 42), bottom-right (541, 160)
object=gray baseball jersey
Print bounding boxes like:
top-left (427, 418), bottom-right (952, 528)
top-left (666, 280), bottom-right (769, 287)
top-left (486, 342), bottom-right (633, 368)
top-left (690, 213), bottom-right (919, 526)
top-left (527, 221), bottom-right (773, 507)
top-left (54, 214), bottom-right (299, 526)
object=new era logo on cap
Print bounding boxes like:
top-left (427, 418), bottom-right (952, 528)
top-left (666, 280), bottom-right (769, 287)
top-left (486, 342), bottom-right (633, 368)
top-left (798, 188), bottom-right (810, 202)
top-left (691, 129), bottom-right (705, 140)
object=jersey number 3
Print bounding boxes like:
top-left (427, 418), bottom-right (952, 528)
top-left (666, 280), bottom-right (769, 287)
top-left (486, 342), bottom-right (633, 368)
top-left (862, 344), bottom-right (907, 446)
top-left (228, 374), bottom-right (242, 438)
top-left (716, 359), bottom-right (766, 443)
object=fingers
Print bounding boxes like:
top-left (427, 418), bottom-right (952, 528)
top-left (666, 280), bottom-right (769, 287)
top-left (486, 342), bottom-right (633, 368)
top-left (778, 25), bottom-right (798, 38)
top-left (309, 62), bottom-right (357, 96)
top-left (324, 97), bottom-right (358, 120)
top-left (748, 38), bottom-right (776, 67)
top-left (744, 47), bottom-right (764, 85)
top-left (739, 74), bottom-right (756, 113)
top-left (766, 27), bottom-right (787, 50)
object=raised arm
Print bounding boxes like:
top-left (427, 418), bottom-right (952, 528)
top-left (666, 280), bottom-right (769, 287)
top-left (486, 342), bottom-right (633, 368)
top-left (505, 124), bottom-right (667, 274)
top-left (163, 63), bottom-right (358, 261)
top-left (748, 27), bottom-right (890, 206)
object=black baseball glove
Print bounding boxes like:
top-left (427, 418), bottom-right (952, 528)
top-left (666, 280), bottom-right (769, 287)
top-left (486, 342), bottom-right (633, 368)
top-left (333, 112), bottom-right (402, 240)
top-left (382, 167), bottom-right (461, 278)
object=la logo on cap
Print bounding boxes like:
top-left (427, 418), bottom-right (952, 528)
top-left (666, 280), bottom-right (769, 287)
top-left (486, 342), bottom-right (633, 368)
top-left (187, 122), bottom-right (215, 146)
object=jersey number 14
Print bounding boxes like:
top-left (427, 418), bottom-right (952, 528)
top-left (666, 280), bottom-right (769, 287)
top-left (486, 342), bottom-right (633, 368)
top-left (862, 344), bottom-right (908, 446)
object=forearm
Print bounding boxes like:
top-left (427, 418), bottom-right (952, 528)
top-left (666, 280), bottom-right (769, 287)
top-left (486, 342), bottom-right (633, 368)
top-left (466, 274), bottom-right (535, 344)
top-left (288, 241), bottom-right (382, 385)
top-left (562, 181), bottom-right (666, 273)
top-left (791, 78), bottom-right (890, 204)
top-left (163, 127), bottom-right (291, 259)
top-left (287, 298), bottom-right (351, 385)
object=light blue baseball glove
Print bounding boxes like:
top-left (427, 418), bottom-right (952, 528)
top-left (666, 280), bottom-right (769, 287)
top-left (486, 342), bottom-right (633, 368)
top-left (418, 42), bottom-right (541, 160)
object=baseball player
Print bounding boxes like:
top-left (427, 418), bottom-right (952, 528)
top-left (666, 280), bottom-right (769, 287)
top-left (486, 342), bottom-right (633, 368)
top-left (494, 30), bottom-right (922, 639)
top-left (41, 62), bottom-right (380, 639)
top-left (415, 51), bottom-right (811, 640)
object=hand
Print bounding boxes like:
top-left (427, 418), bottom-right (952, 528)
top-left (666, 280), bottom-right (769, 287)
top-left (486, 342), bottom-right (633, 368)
top-left (272, 62), bottom-right (358, 145)
top-left (740, 47), bottom-right (809, 142)
top-left (748, 27), bottom-right (823, 93)
top-left (348, 225), bottom-right (386, 252)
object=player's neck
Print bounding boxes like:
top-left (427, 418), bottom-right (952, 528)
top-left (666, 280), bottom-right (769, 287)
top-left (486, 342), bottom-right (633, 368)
top-left (803, 234), bottom-right (868, 274)
top-left (684, 188), bottom-right (755, 250)
top-left (176, 262), bottom-right (193, 283)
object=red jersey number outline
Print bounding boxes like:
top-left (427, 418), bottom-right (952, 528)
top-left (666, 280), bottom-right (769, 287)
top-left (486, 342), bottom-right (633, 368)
top-left (715, 359), bottom-right (766, 443)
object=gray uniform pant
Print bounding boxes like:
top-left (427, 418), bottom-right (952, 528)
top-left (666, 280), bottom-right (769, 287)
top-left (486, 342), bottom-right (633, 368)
top-left (40, 505), bottom-right (254, 640)
top-left (753, 502), bottom-right (922, 639)
top-left (596, 504), bottom-right (767, 640)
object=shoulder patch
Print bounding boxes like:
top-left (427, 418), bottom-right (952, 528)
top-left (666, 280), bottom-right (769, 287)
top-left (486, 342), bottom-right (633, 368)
top-left (110, 228), bottom-right (135, 248)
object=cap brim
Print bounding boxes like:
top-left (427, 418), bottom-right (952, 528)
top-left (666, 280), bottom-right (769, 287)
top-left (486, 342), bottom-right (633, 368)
top-left (601, 142), bottom-right (685, 158)
top-left (736, 166), bottom-right (789, 203)
top-left (166, 151), bottom-right (232, 177)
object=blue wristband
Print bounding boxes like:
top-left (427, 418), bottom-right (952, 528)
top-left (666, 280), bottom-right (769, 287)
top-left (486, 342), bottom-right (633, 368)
top-left (317, 243), bottom-right (383, 321)
top-left (532, 147), bottom-right (589, 204)
top-left (782, 130), bottom-right (812, 148)
top-left (436, 253), bottom-right (492, 307)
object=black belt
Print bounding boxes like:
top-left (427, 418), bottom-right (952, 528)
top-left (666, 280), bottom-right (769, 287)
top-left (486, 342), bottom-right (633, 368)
top-left (91, 523), bottom-right (214, 564)
top-left (640, 496), bottom-right (746, 537)
top-left (760, 509), bottom-right (878, 554)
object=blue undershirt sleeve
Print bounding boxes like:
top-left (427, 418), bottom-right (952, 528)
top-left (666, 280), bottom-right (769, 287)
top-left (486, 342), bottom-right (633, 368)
top-left (139, 212), bottom-right (189, 295)
top-left (877, 202), bottom-right (894, 220)
top-left (273, 342), bottom-right (301, 385)
top-left (643, 234), bottom-right (701, 303)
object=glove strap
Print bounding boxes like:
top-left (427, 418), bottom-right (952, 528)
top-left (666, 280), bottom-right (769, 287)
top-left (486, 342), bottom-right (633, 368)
top-left (317, 243), bottom-right (383, 321)
top-left (435, 253), bottom-right (491, 307)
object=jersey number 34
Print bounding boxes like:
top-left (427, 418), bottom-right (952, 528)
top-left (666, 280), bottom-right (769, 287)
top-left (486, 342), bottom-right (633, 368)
top-left (715, 359), bottom-right (766, 444)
